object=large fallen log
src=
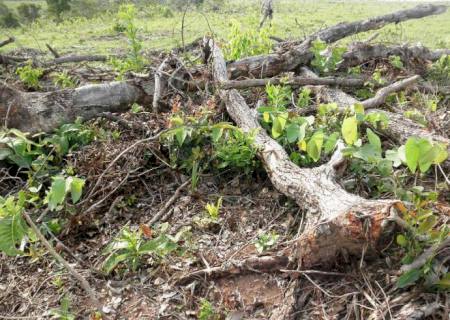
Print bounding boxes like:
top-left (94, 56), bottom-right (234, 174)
top-left (340, 44), bottom-right (450, 70)
top-left (227, 4), bottom-right (447, 79)
top-left (210, 37), bottom-right (399, 270)
top-left (0, 79), bottom-right (153, 133)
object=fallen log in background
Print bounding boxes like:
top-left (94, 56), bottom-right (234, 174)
top-left (0, 37), bottom-right (15, 48)
top-left (0, 79), bottom-right (153, 133)
top-left (227, 4), bottom-right (447, 79)
top-left (340, 44), bottom-right (450, 70)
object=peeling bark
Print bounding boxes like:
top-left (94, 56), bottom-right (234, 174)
top-left (0, 79), bottom-right (152, 133)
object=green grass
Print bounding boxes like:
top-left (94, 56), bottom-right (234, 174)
top-left (1, 0), bottom-right (449, 56)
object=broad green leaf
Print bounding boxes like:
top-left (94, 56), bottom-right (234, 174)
top-left (341, 116), bottom-right (358, 145)
top-left (306, 131), bottom-right (324, 162)
top-left (417, 139), bottom-right (435, 173)
top-left (286, 124), bottom-right (300, 143)
top-left (0, 213), bottom-right (28, 256)
top-left (433, 144), bottom-right (448, 164)
top-left (418, 216), bottom-right (437, 234)
top-left (70, 177), bottom-right (85, 204)
top-left (272, 114), bottom-right (288, 139)
top-left (47, 176), bottom-right (67, 211)
top-left (175, 127), bottom-right (188, 146)
top-left (396, 234), bottom-right (408, 247)
top-left (211, 127), bottom-right (223, 143)
top-left (377, 159), bottom-right (393, 176)
top-left (386, 149), bottom-right (402, 167)
top-left (352, 103), bottom-right (365, 116)
top-left (102, 253), bottom-right (130, 274)
top-left (0, 148), bottom-right (12, 161)
top-left (263, 112), bottom-right (270, 123)
top-left (324, 132), bottom-right (340, 154)
top-left (397, 268), bottom-right (422, 288)
top-left (405, 137), bottom-right (420, 173)
top-left (366, 128), bottom-right (381, 153)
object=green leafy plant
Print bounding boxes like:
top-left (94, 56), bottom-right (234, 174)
top-left (310, 40), bottom-right (346, 74)
top-left (428, 54), bottom-right (450, 84)
top-left (53, 71), bottom-right (76, 88)
top-left (389, 55), bottom-right (404, 70)
top-left (16, 62), bottom-right (44, 89)
top-left (0, 192), bottom-right (29, 256)
top-left (395, 189), bottom-right (449, 290)
top-left (404, 137), bottom-right (448, 174)
top-left (161, 111), bottom-right (259, 188)
top-left (102, 223), bottom-right (187, 274)
top-left (44, 175), bottom-right (85, 211)
top-left (205, 197), bottom-right (222, 221)
top-left (198, 299), bottom-right (218, 320)
top-left (50, 295), bottom-right (75, 320)
top-left (297, 87), bottom-right (312, 108)
top-left (110, 4), bottom-right (145, 79)
top-left (255, 231), bottom-right (279, 253)
top-left (224, 20), bottom-right (272, 60)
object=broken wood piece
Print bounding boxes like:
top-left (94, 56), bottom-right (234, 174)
top-left (45, 43), bottom-right (60, 58)
top-left (153, 57), bottom-right (170, 112)
top-left (221, 75), bottom-right (366, 90)
top-left (362, 75), bottom-right (420, 109)
top-left (0, 36), bottom-right (15, 48)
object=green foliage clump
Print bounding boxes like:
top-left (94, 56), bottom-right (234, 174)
top-left (102, 223), bottom-right (189, 274)
top-left (0, 120), bottom-right (94, 178)
top-left (161, 110), bottom-right (259, 188)
top-left (15, 62), bottom-right (44, 89)
top-left (46, 0), bottom-right (71, 20)
top-left (310, 40), bottom-right (346, 74)
top-left (428, 55), bottom-right (450, 85)
top-left (258, 83), bottom-right (343, 166)
top-left (0, 1), bottom-right (20, 28)
top-left (198, 299), bottom-right (219, 320)
top-left (224, 20), bottom-right (272, 60)
top-left (53, 71), bottom-right (77, 88)
top-left (16, 3), bottom-right (41, 24)
top-left (110, 4), bottom-right (146, 78)
top-left (395, 190), bottom-right (449, 290)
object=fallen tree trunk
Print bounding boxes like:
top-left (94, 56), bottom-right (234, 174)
top-left (340, 44), bottom-right (450, 70)
top-left (210, 38), bottom-right (398, 270)
top-left (0, 79), bottom-right (153, 133)
top-left (227, 4), bottom-right (447, 79)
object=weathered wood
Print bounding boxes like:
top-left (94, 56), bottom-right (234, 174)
top-left (227, 4), bottom-right (447, 79)
top-left (0, 79), bottom-right (153, 133)
top-left (340, 44), bottom-right (450, 69)
top-left (153, 57), bottom-right (169, 112)
top-left (209, 39), bottom-right (398, 271)
top-left (0, 37), bottom-right (15, 48)
top-left (221, 75), bottom-right (366, 90)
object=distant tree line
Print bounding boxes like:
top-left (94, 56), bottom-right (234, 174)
top-left (0, 0), bottom-right (227, 28)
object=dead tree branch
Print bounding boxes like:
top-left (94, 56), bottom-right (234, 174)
top-left (227, 4), bottom-right (447, 79)
top-left (0, 37), bottom-right (15, 48)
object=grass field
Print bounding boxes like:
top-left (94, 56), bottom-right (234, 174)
top-left (1, 0), bottom-right (450, 56)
